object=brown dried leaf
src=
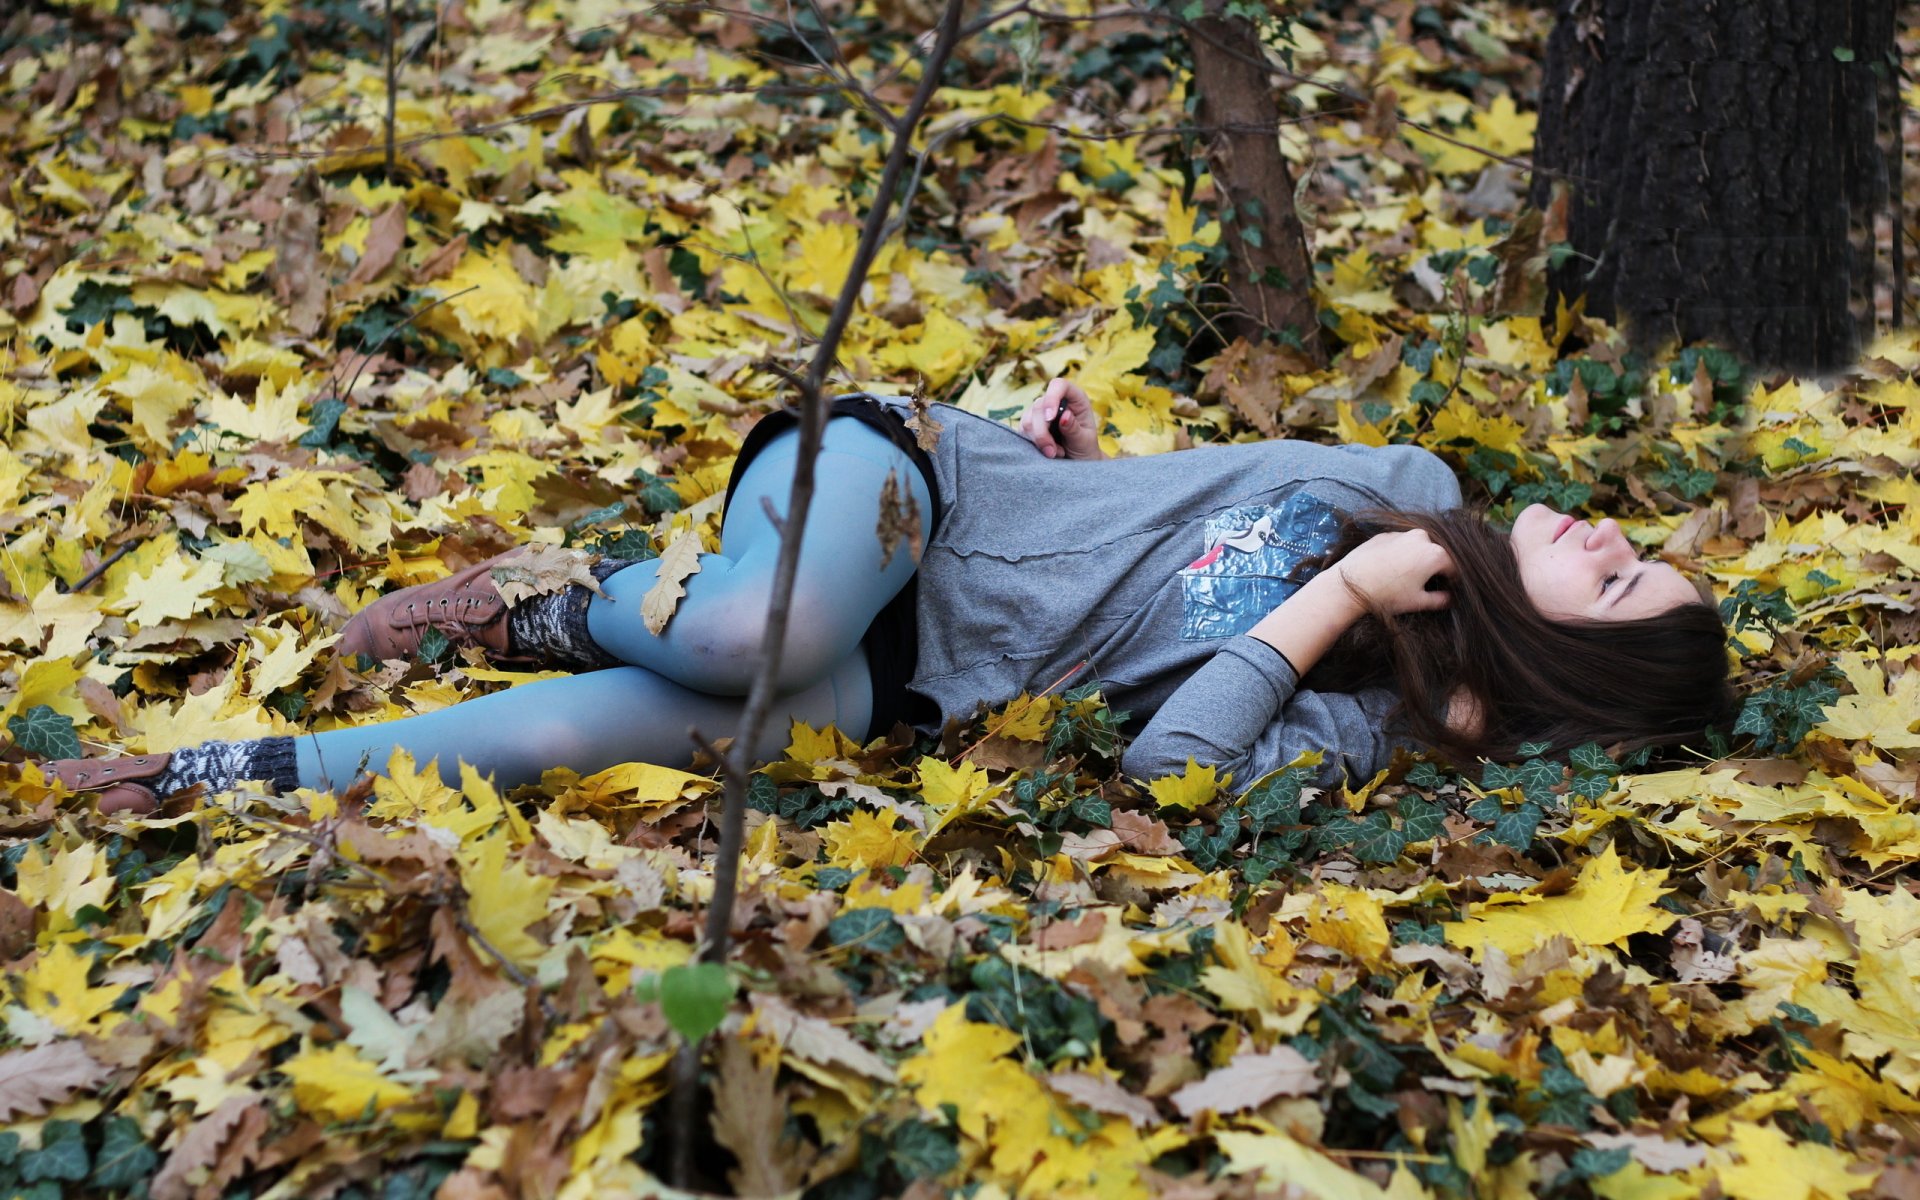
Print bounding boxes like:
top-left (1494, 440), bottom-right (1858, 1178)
top-left (905, 392), bottom-right (944, 453)
top-left (1046, 1070), bottom-right (1162, 1128)
top-left (710, 1035), bottom-right (806, 1196)
top-left (347, 202), bottom-right (409, 286)
top-left (414, 232), bottom-right (468, 283)
top-left (1167, 1046), bottom-right (1319, 1118)
top-left (490, 544), bottom-right (609, 607)
top-left (641, 529), bottom-right (705, 635)
top-left (0, 888), bottom-right (32, 961)
top-left (1111, 810), bottom-right (1181, 855)
top-left (753, 995), bottom-right (897, 1082)
top-left (151, 1095), bottom-right (263, 1200)
top-left (0, 1040), bottom-right (111, 1121)
top-left (875, 468), bottom-right (923, 570)
top-left (268, 168), bottom-right (327, 336)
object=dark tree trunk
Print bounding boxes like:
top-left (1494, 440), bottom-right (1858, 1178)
top-left (1186, 1), bottom-right (1326, 366)
top-left (1530, 0), bottom-right (1897, 372)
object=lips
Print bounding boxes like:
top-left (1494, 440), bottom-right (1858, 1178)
top-left (1551, 515), bottom-right (1577, 543)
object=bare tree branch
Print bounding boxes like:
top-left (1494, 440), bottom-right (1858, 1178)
top-left (665, 0), bottom-right (970, 1185)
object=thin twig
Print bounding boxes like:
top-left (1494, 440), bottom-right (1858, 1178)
top-left (668, 0), bottom-right (971, 1186)
top-left (57, 541), bottom-right (139, 594)
top-left (454, 909), bottom-right (561, 1022)
top-left (384, 0), bottom-right (398, 176)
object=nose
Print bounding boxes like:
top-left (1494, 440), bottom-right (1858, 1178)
top-left (1585, 518), bottom-right (1633, 558)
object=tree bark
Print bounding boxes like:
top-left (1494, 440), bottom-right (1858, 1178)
top-left (1530, 0), bottom-right (1897, 373)
top-left (1185, 2), bottom-right (1326, 365)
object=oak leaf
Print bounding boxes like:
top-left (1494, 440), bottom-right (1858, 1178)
top-left (641, 528), bottom-right (704, 635)
top-left (0, 1040), bottom-right (111, 1121)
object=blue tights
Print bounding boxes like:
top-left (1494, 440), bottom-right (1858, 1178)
top-left (292, 418), bottom-right (932, 791)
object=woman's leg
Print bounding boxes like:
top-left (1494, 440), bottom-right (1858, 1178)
top-left (292, 648), bottom-right (872, 792)
top-left (582, 417), bottom-right (932, 695)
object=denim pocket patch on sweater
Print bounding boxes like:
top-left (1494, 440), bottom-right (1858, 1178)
top-left (1178, 493), bottom-right (1342, 640)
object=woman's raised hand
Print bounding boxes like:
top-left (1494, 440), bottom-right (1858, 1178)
top-left (1019, 378), bottom-right (1105, 460)
top-left (1332, 529), bottom-right (1456, 615)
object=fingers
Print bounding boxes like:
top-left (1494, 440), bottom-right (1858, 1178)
top-left (1022, 383), bottom-right (1062, 457)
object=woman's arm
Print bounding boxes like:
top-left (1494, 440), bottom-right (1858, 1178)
top-left (1121, 530), bottom-right (1454, 790)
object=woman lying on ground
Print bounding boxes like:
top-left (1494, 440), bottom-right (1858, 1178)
top-left (37, 380), bottom-right (1738, 815)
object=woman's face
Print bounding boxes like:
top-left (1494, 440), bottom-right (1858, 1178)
top-left (1509, 503), bottom-right (1705, 621)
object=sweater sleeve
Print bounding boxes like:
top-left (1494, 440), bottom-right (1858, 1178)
top-left (1119, 634), bottom-right (1409, 794)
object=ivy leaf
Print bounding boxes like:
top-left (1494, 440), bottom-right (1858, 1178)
top-left (827, 908), bottom-right (903, 954)
top-left (19, 1120), bottom-right (89, 1183)
top-left (1515, 757), bottom-right (1564, 798)
top-left (88, 1116), bottom-right (158, 1189)
top-left (1485, 800), bottom-right (1546, 851)
top-left (1349, 811), bottom-right (1407, 865)
top-left (1568, 742), bottom-right (1619, 774)
top-left (1397, 795), bottom-right (1444, 843)
top-left (9, 705), bottom-right (80, 760)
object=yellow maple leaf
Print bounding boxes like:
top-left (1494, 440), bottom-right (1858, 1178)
top-left (1816, 652), bottom-right (1920, 751)
top-left (917, 758), bottom-right (1006, 835)
top-left (788, 219), bottom-right (859, 297)
top-left (1304, 884), bottom-right (1393, 965)
top-left (871, 309), bottom-right (986, 390)
top-left (279, 1042), bottom-right (417, 1122)
top-left (458, 831), bottom-right (555, 969)
top-left (821, 809), bottom-right (920, 871)
top-left (18, 941), bottom-right (126, 1034)
top-left (14, 841), bottom-right (115, 926)
top-left (9, 657), bottom-right (91, 724)
top-left (1473, 94), bottom-right (1536, 156)
top-left (103, 358), bottom-right (201, 448)
top-left (1146, 758), bottom-right (1227, 811)
top-left (118, 550), bottom-right (224, 628)
top-left (988, 692), bottom-right (1055, 742)
top-left (1708, 1120), bottom-right (1876, 1200)
top-left (567, 760), bottom-right (717, 817)
top-left (1446, 843), bottom-right (1676, 960)
top-left (1001, 906), bottom-right (1187, 979)
top-left (433, 245), bottom-right (538, 345)
top-left (201, 374), bottom-right (311, 443)
top-left (1215, 1130), bottom-right (1392, 1199)
top-left (1423, 395), bottom-right (1525, 457)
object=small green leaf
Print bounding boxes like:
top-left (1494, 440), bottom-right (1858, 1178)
top-left (655, 963), bottom-right (736, 1044)
top-left (1397, 796), bottom-right (1444, 843)
top-left (19, 1120), bottom-right (89, 1183)
top-left (1516, 758), bottom-right (1563, 798)
top-left (10, 705), bottom-right (81, 760)
top-left (1832, 46), bottom-right (1855, 61)
top-left (827, 907), bottom-right (903, 954)
top-left (1567, 742), bottom-right (1618, 774)
top-left (889, 1118), bottom-right (959, 1179)
top-left (88, 1117), bottom-right (158, 1189)
top-left (1487, 801), bottom-right (1546, 851)
top-left (1349, 811), bottom-right (1407, 864)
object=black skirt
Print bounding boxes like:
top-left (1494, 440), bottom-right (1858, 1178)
top-left (719, 395), bottom-right (945, 741)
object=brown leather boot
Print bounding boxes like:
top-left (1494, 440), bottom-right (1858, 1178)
top-left (39, 753), bottom-right (174, 815)
top-left (339, 550), bottom-right (532, 665)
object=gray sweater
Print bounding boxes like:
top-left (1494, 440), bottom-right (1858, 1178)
top-left (865, 397), bottom-right (1465, 792)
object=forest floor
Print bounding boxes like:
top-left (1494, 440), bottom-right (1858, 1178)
top-left (1, 1), bottom-right (1918, 1197)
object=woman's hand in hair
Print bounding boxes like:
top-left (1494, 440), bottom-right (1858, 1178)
top-left (1019, 379), bottom-right (1105, 460)
top-left (1333, 529), bottom-right (1456, 615)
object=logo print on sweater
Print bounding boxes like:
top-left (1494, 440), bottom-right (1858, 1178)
top-left (1178, 492), bottom-right (1342, 640)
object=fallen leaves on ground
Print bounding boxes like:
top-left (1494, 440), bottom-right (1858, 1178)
top-left (0, 0), bottom-right (1917, 1197)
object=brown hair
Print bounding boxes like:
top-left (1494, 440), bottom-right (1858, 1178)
top-left (1302, 506), bottom-right (1740, 769)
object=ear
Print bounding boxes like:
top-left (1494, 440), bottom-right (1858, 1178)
top-left (1443, 687), bottom-right (1486, 739)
